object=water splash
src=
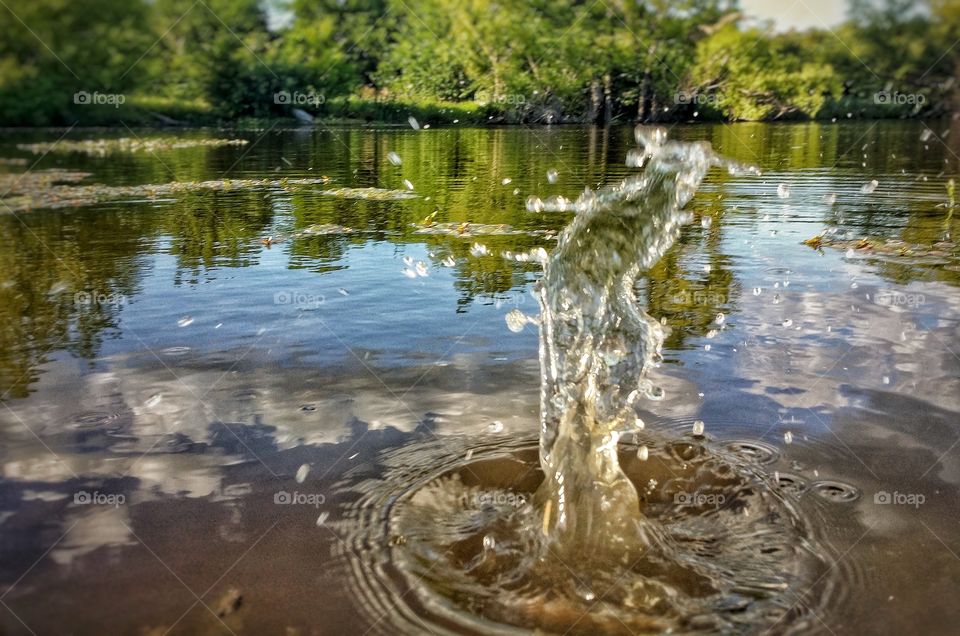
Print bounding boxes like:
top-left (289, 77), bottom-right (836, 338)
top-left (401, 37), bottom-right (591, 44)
top-left (337, 128), bottom-right (851, 635)
top-left (531, 127), bottom-right (756, 560)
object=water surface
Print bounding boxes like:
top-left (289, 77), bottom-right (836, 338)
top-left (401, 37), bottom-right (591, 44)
top-left (0, 121), bottom-right (958, 634)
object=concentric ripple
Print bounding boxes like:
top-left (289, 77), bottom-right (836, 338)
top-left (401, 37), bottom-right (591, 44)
top-left (335, 432), bottom-right (844, 635)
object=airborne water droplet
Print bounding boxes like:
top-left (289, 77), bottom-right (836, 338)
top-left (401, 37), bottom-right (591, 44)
top-left (783, 431), bottom-right (793, 444)
top-left (407, 116), bottom-right (420, 130)
top-left (692, 420), bottom-right (705, 436)
top-left (296, 464), bottom-right (310, 484)
top-left (777, 184), bottom-right (790, 199)
top-left (637, 445), bottom-right (649, 461)
top-left (546, 169), bottom-right (558, 184)
top-left (505, 309), bottom-right (527, 333)
top-left (415, 261), bottom-right (429, 277)
top-left (178, 316), bottom-right (194, 327)
top-left (387, 151), bottom-right (402, 166)
top-left (860, 179), bottom-right (879, 194)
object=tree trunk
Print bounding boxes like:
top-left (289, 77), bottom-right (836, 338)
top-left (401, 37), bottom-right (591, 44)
top-left (603, 73), bottom-right (613, 124)
top-left (588, 78), bottom-right (602, 124)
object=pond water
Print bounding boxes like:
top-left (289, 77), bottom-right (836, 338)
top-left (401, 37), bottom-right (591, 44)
top-left (0, 120), bottom-right (958, 635)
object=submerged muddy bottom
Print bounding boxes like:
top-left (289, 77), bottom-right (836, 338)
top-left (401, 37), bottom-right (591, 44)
top-left (1, 121), bottom-right (959, 634)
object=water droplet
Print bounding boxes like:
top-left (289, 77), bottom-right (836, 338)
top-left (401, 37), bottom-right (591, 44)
top-left (144, 393), bottom-right (162, 408)
top-left (715, 313), bottom-right (726, 325)
top-left (403, 179), bottom-right (414, 191)
top-left (501, 178), bottom-right (512, 186)
top-left (442, 256), bottom-right (456, 267)
top-left (488, 421), bottom-right (504, 433)
top-left (782, 319), bottom-right (793, 327)
top-left (783, 431), bottom-right (793, 444)
top-left (777, 184), bottom-right (790, 199)
top-left (692, 420), bottom-right (705, 436)
top-left (526, 195), bottom-right (544, 212)
top-left (546, 169), bottom-right (558, 184)
top-left (402, 268), bottom-right (417, 279)
top-left (883, 375), bottom-right (890, 385)
top-left (701, 216), bottom-right (712, 228)
top-left (177, 316), bottom-right (194, 327)
top-left (415, 261), bottom-right (429, 277)
top-left (637, 445), bottom-right (649, 461)
top-left (823, 193), bottom-right (837, 205)
top-left (482, 535), bottom-right (496, 550)
top-left (753, 287), bottom-right (762, 295)
top-left (470, 243), bottom-right (489, 257)
top-left (338, 288), bottom-right (349, 296)
top-left (387, 151), bottom-right (402, 166)
top-left (316, 511), bottom-right (330, 526)
top-left (296, 464), bottom-right (310, 483)
top-left (505, 309), bottom-right (527, 333)
top-left (407, 116), bottom-right (420, 130)
top-left (403, 255), bottom-right (413, 266)
top-left (860, 179), bottom-right (879, 194)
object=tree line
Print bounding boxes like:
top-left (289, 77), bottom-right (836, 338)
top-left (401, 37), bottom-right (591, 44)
top-left (0, 0), bottom-right (957, 126)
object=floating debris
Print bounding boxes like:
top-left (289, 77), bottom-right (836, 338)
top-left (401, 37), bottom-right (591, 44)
top-left (411, 221), bottom-right (558, 239)
top-left (802, 234), bottom-right (958, 265)
top-left (16, 137), bottom-right (249, 156)
top-left (2, 174), bottom-right (332, 213)
top-left (318, 187), bottom-right (417, 201)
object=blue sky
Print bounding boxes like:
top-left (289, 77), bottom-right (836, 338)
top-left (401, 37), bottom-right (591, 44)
top-left (741, 0), bottom-right (847, 31)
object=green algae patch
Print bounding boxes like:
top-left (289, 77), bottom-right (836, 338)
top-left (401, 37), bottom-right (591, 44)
top-left (16, 137), bottom-right (250, 156)
top-left (0, 174), bottom-right (331, 213)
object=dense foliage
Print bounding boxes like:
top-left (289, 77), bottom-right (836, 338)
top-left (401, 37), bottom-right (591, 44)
top-left (0, 0), bottom-right (956, 125)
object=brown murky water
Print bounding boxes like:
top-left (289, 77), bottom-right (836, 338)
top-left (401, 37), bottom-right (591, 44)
top-left (0, 120), bottom-right (958, 634)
